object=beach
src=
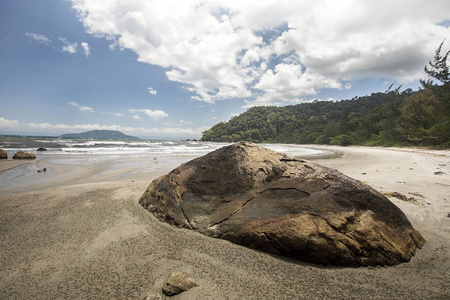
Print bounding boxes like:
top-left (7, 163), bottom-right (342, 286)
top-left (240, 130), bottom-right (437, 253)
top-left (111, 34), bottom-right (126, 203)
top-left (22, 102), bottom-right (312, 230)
top-left (1, 145), bottom-right (449, 299)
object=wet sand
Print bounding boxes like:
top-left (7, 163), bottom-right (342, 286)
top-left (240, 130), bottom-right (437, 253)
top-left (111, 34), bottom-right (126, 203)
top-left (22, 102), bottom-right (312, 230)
top-left (1, 146), bottom-right (449, 299)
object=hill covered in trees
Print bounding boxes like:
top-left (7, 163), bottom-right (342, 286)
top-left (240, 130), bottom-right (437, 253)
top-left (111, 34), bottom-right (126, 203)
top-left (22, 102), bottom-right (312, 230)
top-left (202, 42), bottom-right (450, 148)
top-left (201, 84), bottom-right (450, 147)
top-left (60, 130), bottom-right (140, 140)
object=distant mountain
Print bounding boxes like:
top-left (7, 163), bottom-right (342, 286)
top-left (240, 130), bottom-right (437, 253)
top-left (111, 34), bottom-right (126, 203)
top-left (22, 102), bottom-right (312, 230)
top-left (60, 130), bottom-right (140, 140)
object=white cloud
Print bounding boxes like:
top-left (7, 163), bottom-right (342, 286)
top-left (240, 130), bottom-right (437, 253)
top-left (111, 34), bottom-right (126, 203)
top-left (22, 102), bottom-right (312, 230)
top-left (0, 117), bottom-right (20, 127)
top-left (68, 101), bottom-right (94, 112)
top-left (81, 42), bottom-right (90, 57)
top-left (0, 117), bottom-right (206, 138)
top-left (71, 0), bottom-right (450, 106)
top-left (180, 120), bottom-right (194, 125)
top-left (101, 112), bottom-right (123, 116)
top-left (132, 114), bottom-right (142, 120)
top-left (128, 108), bottom-right (168, 120)
top-left (59, 38), bottom-right (78, 53)
top-left (148, 87), bottom-right (157, 95)
top-left (25, 32), bottom-right (51, 45)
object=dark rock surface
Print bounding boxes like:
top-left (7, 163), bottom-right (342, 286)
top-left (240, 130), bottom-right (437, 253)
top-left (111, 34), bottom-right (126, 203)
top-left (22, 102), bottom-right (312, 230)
top-left (0, 149), bottom-right (7, 159)
top-left (12, 151), bottom-right (36, 159)
top-left (139, 142), bottom-right (425, 266)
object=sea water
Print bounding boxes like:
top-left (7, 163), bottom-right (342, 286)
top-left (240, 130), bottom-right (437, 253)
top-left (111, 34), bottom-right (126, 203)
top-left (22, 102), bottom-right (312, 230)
top-left (0, 136), bottom-right (326, 158)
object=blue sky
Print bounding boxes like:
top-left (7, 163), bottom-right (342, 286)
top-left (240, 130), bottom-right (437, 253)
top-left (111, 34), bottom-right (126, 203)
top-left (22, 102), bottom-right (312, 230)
top-left (1, 0), bottom-right (449, 139)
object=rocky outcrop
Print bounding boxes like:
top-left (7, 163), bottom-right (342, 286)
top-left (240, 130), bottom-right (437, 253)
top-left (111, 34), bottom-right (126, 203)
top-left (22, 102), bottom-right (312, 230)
top-left (13, 151), bottom-right (36, 159)
top-left (139, 142), bottom-right (425, 266)
top-left (0, 149), bottom-right (7, 159)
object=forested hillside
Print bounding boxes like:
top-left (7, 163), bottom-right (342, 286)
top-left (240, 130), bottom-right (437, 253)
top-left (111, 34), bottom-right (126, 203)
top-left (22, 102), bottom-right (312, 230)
top-left (202, 42), bottom-right (450, 148)
top-left (201, 83), bottom-right (450, 147)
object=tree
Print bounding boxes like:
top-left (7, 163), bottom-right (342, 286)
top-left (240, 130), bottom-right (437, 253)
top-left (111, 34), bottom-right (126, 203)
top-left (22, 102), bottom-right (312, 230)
top-left (424, 40), bottom-right (450, 84)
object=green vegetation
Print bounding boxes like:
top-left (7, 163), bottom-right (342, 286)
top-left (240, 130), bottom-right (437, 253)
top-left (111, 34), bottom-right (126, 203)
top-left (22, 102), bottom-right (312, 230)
top-left (202, 43), bottom-right (450, 148)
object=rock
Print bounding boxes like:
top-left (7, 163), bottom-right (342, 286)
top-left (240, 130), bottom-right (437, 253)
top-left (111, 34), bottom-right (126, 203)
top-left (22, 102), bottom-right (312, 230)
top-left (0, 149), bottom-right (7, 159)
top-left (162, 271), bottom-right (199, 296)
top-left (144, 292), bottom-right (163, 300)
top-left (139, 142), bottom-right (426, 266)
top-left (13, 151), bottom-right (36, 159)
top-left (37, 147), bottom-right (47, 151)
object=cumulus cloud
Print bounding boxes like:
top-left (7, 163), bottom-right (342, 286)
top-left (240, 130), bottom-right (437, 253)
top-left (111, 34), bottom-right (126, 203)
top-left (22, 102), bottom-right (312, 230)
top-left (68, 101), bottom-right (94, 112)
top-left (59, 38), bottom-right (78, 53)
top-left (0, 117), bottom-right (205, 138)
top-left (0, 117), bottom-right (20, 127)
top-left (128, 108), bottom-right (168, 120)
top-left (148, 87), bottom-right (157, 95)
top-left (70, 0), bottom-right (450, 106)
top-left (25, 32), bottom-right (51, 45)
top-left (81, 42), bottom-right (90, 57)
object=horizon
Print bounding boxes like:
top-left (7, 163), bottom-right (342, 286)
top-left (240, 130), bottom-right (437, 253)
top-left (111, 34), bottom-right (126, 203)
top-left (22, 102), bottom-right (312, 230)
top-left (1, 0), bottom-right (449, 139)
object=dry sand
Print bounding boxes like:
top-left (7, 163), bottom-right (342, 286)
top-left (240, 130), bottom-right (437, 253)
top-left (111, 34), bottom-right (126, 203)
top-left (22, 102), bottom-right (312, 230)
top-left (0, 146), bottom-right (449, 299)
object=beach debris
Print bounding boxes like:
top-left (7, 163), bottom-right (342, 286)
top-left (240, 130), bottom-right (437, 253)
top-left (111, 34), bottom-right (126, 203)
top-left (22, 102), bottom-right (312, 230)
top-left (162, 271), bottom-right (199, 296)
top-left (409, 192), bottom-right (424, 198)
top-left (434, 171), bottom-right (445, 175)
top-left (384, 192), bottom-right (418, 204)
top-left (0, 149), bottom-right (7, 159)
top-left (205, 284), bottom-right (218, 299)
top-left (140, 142), bottom-right (425, 266)
top-left (12, 151), bottom-right (36, 159)
top-left (37, 168), bottom-right (47, 173)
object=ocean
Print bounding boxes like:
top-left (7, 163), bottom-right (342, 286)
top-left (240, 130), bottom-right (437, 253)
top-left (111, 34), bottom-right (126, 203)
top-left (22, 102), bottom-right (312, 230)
top-left (0, 136), bottom-right (326, 158)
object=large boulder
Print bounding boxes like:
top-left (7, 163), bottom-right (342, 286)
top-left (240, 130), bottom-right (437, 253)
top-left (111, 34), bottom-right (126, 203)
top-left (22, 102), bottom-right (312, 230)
top-left (13, 151), bottom-right (36, 159)
top-left (139, 142), bottom-right (425, 266)
top-left (0, 149), bottom-right (7, 159)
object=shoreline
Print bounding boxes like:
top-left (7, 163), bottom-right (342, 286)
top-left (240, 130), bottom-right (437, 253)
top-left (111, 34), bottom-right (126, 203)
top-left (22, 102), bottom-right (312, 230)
top-left (1, 145), bottom-right (449, 299)
top-left (0, 159), bottom-right (34, 172)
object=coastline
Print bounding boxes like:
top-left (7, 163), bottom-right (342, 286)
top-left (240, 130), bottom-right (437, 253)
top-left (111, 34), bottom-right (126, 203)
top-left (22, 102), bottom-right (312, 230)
top-left (1, 145), bottom-right (449, 299)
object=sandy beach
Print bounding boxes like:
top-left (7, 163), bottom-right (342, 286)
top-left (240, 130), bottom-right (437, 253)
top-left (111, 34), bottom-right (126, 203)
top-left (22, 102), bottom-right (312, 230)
top-left (1, 145), bottom-right (449, 299)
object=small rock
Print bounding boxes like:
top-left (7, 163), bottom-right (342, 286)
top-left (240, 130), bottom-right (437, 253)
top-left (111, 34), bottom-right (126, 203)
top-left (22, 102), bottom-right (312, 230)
top-left (434, 171), bottom-right (445, 175)
top-left (13, 151), bottom-right (36, 159)
top-left (144, 292), bottom-right (163, 300)
top-left (0, 149), bottom-right (7, 159)
top-left (43, 168), bottom-right (47, 172)
top-left (162, 271), bottom-right (199, 296)
top-left (37, 147), bottom-right (47, 151)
